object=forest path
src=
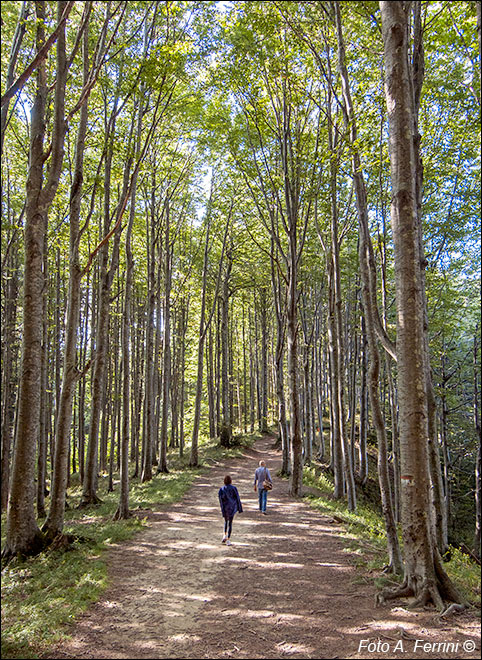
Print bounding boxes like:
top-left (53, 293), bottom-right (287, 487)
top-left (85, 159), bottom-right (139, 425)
top-left (46, 436), bottom-right (480, 660)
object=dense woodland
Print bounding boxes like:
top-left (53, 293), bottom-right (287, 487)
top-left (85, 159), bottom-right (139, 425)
top-left (1, 0), bottom-right (480, 614)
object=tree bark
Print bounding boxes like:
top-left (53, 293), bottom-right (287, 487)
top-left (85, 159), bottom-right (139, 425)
top-left (270, 236), bottom-right (289, 474)
top-left (4, 0), bottom-right (68, 559)
top-left (141, 176), bottom-right (157, 482)
top-left (190, 190), bottom-right (214, 465)
top-left (219, 246), bottom-right (233, 448)
top-left (379, 0), bottom-right (466, 609)
top-left (157, 198), bottom-right (172, 474)
top-left (1, 250), bottom-right (19, 512)
top-left (473, 329), bottom-right (481, 558)
top-left (335, 0), bottom-right (400, 568)
top-left (114, 95), bottom-right (143, 518)
top-left (44, 10), bottom-right (91, 537)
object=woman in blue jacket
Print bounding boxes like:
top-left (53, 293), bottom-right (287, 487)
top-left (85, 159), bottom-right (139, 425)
top-left (218, 474), bottom-right (243, 545)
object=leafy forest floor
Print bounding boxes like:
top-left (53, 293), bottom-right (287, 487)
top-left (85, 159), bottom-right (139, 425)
top-left (31, 435), bottom-right (480, 660)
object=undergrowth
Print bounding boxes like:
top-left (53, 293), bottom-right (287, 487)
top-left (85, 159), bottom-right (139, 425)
top-left (302, 463), bottom-right (481, 609)
top-left (1, 432), bottom-right (256, 660)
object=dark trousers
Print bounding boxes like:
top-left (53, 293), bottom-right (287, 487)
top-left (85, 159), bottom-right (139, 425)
top-left (224, 517), bottom-right (233, 537)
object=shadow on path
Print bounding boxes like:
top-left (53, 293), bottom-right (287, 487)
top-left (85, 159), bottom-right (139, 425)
top-left (45, 436), bottom-right (480, 660)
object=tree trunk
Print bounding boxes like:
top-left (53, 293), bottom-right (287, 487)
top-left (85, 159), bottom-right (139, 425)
top-left (114, 91), bottom-right (143, 517)
top-left (80, 89), bottom-right (120, 504)
top-left (327, 271), bottom-right (342, 494)
top-left (157, 199), bottom-right (172, 474)
top-left (207, 325), bottom-right (217, 439)
top-left (335, 0), bottom-right (400, 568)
top-left (379, 0), bottom-right (466, 610)
top-left (259, 288), bottom-right (269, 433)
top-left (141, 179), bottom-right (156, 482)
top-left (36, 221), bottom-right (49, 519)
top-left (271, 238), bottom-right (289, 473)
top-left (219, 248), bottom-right (233, 448)
top-left (286, 229), bottom-right (302, 496)
top-left (1, 251), bottom-right (19, 511)
top-left (358, 317), bottom-right (368, 485)
top-left (474, 329), bottom-right (481, 558)
top-left (44, 14), bottom-right (91, 536)
top-left (190, 195), bottom-right (213, 466)
top-left (4, 1), bottom-right (68, 559)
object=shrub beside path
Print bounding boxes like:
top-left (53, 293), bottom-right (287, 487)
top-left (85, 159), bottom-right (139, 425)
top-left (45, 436), bottom-right (480, 659)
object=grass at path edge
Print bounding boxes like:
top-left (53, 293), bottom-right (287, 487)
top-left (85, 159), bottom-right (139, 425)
top-left (1, 434), bottom-right (257, 660)
top-left (302, 463), bottom-right (481, 611)
top-left (2, 433), bottom-right (479, 658)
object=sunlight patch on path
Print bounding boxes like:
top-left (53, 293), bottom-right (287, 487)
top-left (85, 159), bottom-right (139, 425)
top-left (206, 555), bottom-right (305, 569)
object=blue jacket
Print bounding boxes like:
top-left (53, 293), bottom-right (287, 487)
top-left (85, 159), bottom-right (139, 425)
top-left (218, 484), bottom-right (243, 519)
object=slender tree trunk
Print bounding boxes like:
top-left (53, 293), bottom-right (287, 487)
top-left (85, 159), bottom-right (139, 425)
top-left (327, 271), bottom-right (342, 493)
top-left (331, 172), bottom-right (356, 511)
top-left (114, 94), bottom-right (143, 517)
top-left (410, 2), bottom-right (448, 555)
top-left (358, 317), bottom-right (368, 485)
top-left (178, 299), bottom-right (188, 456)
top-left (1, 252), bottom-right (19, 511)
top-left (80, 92), bottom-right (119, 504)
top-left (37, 235), bottom-right (49, 519)
top-left (473, 329), bottom-right (481, 558)
top-left (44, 14), bottom-right (91, 536)
top-left (157, 199), bottom-right (172, 474)
top-left (207, 325), bottom-right (216, 439)
top-left (271, 240), bottom-right (289, 473)
top-left (286, 227), bottom-right (302, 496)
top-left (220, 249), bottom-right (233, 448)
top-left (141, 181), bottom-right (156, 482)
top-left (78, 280), bottom-right (90, 484)
top-left (315, 317), bottom-right (325, 462)
top-left (249, 309), bottom-right (255, 434)
top-left (259, 288), bottom-right (269, 433)
top-left (335, 0), bottom-right (400, 567)
top-left (190, 191), bottom-right (213, 466)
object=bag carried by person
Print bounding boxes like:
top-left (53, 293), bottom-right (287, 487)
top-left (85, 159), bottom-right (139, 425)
top-left (262, 468), bottom-right (273, 490)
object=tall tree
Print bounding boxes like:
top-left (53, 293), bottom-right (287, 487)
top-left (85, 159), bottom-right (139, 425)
top-left (43, 3), bottom-right (94, 538)
top-left (334, 0), bottom-right (401, 571)
top-left (3, 1), bottom-right (69, 559)
top-left (378, 0), bottom-right (466, 611)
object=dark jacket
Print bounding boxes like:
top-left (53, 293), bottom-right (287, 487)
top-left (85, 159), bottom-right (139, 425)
top-left (218, 484), bottom-right (243, 519)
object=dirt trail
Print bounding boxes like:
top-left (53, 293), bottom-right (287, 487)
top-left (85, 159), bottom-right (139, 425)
top-left (45, 436), bottom-right (480, 659)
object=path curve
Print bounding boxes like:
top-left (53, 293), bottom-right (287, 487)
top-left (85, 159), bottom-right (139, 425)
top-left (45, 436), bottom-right (480, 659)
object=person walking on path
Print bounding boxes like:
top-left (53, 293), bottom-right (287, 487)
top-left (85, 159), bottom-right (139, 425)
top-left (218, 475), bottom-right (243, 545)
top-left (254, 460), bottom-right (272, 514)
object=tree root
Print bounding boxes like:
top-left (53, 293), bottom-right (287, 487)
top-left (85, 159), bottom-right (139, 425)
top-left (376, 580), bottom-right (413, 607)
top-left (408, 580), bottom-right (444, 611)
top-left (376, 561), bottom-right (470, 613)
top-left (1, 530), bottom-right (47, 567)
top-left (77, 494), bottom-right (103, 509)
top-left (46, 532), bottom-right (79, 552)
top-left (113, 508), bottom-right (131, 521)
top-left (439, 602), bottom-right (468, 618)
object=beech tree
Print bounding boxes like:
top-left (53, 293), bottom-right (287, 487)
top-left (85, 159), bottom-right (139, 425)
top-left (334, 0), bottom-right (401, 571)
top-left (1, 0), bottom-right (479, 590)
top-left (3, 1), bottom-right (70, 559)
top-left (378, 0), bottom-right (467, 611)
